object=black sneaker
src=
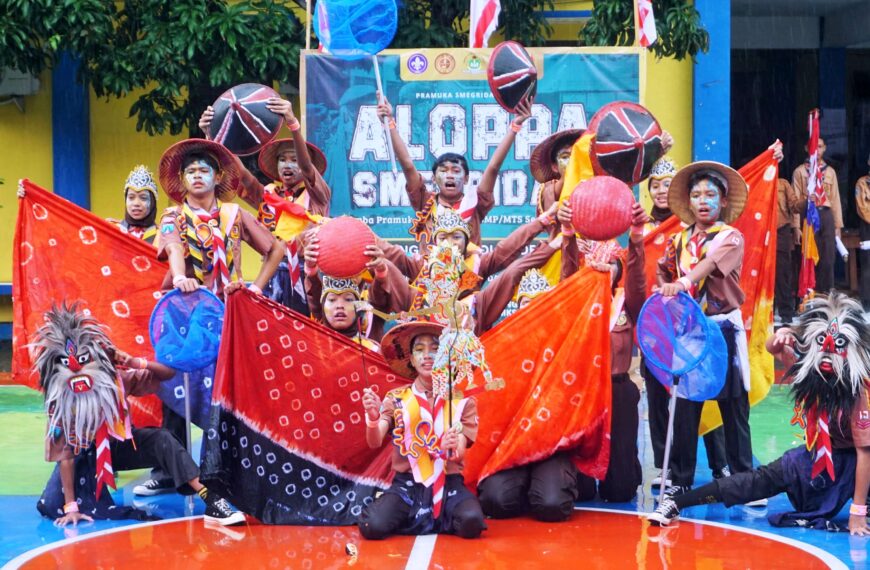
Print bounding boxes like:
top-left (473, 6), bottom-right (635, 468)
top-left (133, 478), bottom-right (174, 496)
top-left (711, 466), bottom-right (731, 480)
top-left (648, 495), bottom-right (680, 526)
top-left (663, 484), bottom-right (691, 498)
top-left (204, 496), bottom-right (246, 526)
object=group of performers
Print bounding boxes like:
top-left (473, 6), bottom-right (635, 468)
top-left (19, 91), bottom-right (869, 538)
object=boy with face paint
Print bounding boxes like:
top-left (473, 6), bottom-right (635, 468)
top-left (106, 165), bottom-right (161, 245)
top-left (199, 98), bottom-right (329, 314)
top-left (791, 136), bottom-right (843, 293)
top-left (377, 95), bottom-right (533, 248)
top-left (654, 162), bottom-right (757, 499)
top-left (156, 139), bottom-right (285, 299)
top-left (358, 321), bottom-right (486, 540)
top-left (302, 237), bottom-right (410, 345)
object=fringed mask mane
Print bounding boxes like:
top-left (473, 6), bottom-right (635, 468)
top-left (32, 303), bottom-right (121, 450)
top-left (789, 292), bottom-right (870, 418)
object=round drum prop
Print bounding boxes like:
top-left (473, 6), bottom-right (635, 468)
top-left (317, 216), bottom-right (377, 278)
top-left (487, 41), bottom-right (538, 113)
top-left (569, 176), bottom-right (634, 241)
top-left (588, 101), bottom-right (663, 185)
top-left (208, 83), bottom-right (283, 156)
top-left (314, 0), bottom-right (398, 60)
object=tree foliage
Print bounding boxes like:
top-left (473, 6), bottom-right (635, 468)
top-left (0, 0), bottom-right (303, 136)
top-left (581, 0), bottom-right (709, 60)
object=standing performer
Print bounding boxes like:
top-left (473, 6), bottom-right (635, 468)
top-left (650, 293), bottom-right (870, 536)
top-left (655, 162), bottom-right (756, 498)
top-left (775, 176), bottom-right (802, 325)
top-left (200, 98), bottom-right (328, 314)
top-left (792, 135), bottom-right (842, 293)
top-left (106, 165), bottom-right (161, 245)
top-left (358, 321), bottom-right (486, 540)
top-left (35, 304), bottom-right (244, 527)
top-left (856, 152), bottom-right (870, 311)
top-left (376, 95), bottom-right (532, 248)
top-left (156, 138), bottom-right (285, 299)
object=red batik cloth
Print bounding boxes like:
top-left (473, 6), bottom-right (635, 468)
top-left (464, 268), bottom-right (614, 488)
top-left (13, 180), bottom-right (166, 427)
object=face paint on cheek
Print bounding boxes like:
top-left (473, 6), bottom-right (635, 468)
top-left (704, 193), bottom-right (720, 212)
top-left (557, 155), bottom-right (570, 174)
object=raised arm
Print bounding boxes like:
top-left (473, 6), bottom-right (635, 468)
top-left (624, 203), bottom-right (650, 322)
top-left (477, 97), bottom-right (534, 216)
top-left (477, 200), bottom-right (558, 278)
top-left (377, 95), bottom-right (425, 209)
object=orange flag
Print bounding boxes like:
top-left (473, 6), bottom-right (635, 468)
top-left (640, 149), bottom-right (779, 433)
top-left (465, 268), bottom-right (613, 488)
top-left (13, 180), bottom-right (166, 427)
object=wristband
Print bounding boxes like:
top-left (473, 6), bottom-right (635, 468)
top-left (365, 415), bottom-right (380, 428)
top-left (373, 264), bottom-right (388, 278)
top-left (850, 504), bottom-right (868, 517)
top-left (248, 284), bottom-right (263, 295)
top-left (136, 357), bottom-right (148, 370)
top-left (537, 213), bottom-right (554, 226)
top-left (510, 121), bottom-right (522, 133)
top-left (303, 263), bottom-right (318, 277)
top-left (677, 277), bottom-right (693, 291)
top-left (287, 119), bottom-right (301, 132)
top-left (172, 274), bottom-right (187, 287)
top-left (63, 501), bottom-right (79, 514)
top-left (388, 119), bottom-right (397, 130)
top-left (561, 223), bottom-right (575, 237)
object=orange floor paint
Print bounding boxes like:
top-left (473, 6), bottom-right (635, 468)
top-left (17, 511), bottom-right (830, 570)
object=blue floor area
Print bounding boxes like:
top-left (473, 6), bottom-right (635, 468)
top-left (1, 398), bottom-right (867, 568)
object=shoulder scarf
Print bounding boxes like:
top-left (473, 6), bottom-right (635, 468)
top-left (259, 181), bottom-right (308, 298)
top-left (116, 220), bottom-right (158, 245)
top-left (181, 201), bottom-right (241, 293)
top-left (668, 222), bottom-right (736, 312)
top-left (390, 385), bottom-right (468, 519)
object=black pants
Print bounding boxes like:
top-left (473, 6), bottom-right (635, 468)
top-left (644, 361), bottom-right (669, 470)
top-left (478, 452), bottom-right (579, 522)
top-left (860, 220), bottom-right (870, 310)
top-left (775, 225), bottom-right (797, 322)
top-left (599, 374), bottom-right (642, 502)
top-left (359, 474), bottom-right (485, 539)
top-left (151, 404), bottom-right (188, 482)
top-left (115, 427), bottom-right (200, 490)
top-left (814, 207), bottom-right (836, 293)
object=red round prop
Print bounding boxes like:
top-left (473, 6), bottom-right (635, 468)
top-left (316, 216), bottom-right (377, 278)
top-left (569, 176), bottom-right (635, 241)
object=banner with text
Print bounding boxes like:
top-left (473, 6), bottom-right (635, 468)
top-left (302, 48), bottom-right (641, 246)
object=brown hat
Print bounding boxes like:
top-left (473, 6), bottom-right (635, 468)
top-left (668, 161), bottom-right (748, 225)
top-left (158, 139), bottom-right (241, 204)
top-left (258, 138), bottom-right (327, 181)
top-left (530, 129), bottom-right (584, 183)
top-left (380, 321), bottom-right (445, 378)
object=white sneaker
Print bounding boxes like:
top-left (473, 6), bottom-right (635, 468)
top-left (745, 497), bottom-right (768, 508)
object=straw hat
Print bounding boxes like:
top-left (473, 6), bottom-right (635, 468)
top-left (158, 139), bottom-right (241, 204)
top-left (380, 321), bottom-right (445, 378)
top-left (258, 138), bottom-right (327, 181)
top-left (668, 161), bottom-right (748, 225)
top-left (530, 129), bottom-right (584, 183)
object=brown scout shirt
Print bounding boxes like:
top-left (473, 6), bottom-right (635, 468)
top-left (792, 163), bottom-right (842, 229)
top-left (157, 204), bottom-right (276, 298)
top-left (379, 380), bottom-right (479, 475)
top-left (831, 383), bottom-right (870, 449)
top-left (777, 178), bottom-right (800, 229)
top-left (239, 170), bottom-right (333, 219)
top-left (45, 369), bottom-right (163, 462)
top-left (406, 176), bottom-right (495, 247)
top-left (657, 225), bottom-right (746, 317)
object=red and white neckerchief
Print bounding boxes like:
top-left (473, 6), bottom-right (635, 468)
top-left (191, 204), bottom-right (238, 295)
top-left (805, 406), bottom-right (835, 481)
top-left (95, 375), bottom-right (134, 499)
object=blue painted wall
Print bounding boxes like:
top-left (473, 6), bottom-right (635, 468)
top-left (51, 52), bottom-right (90, 208)
top-left (693, 0), bottom-right (730, 164)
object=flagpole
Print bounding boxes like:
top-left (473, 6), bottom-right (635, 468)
top-left (305, 0), bottom-right (312, 51)
top-left (633, 0), bottom-right (641, 47)
top-left (372, 55), bottom-right (398, 174)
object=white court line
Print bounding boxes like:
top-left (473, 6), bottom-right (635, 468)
top-left (1, 516), bottom-right (202, 570)
top-left (575, 506), bottom-right (849, 570)
top-left (405, 534), bottom-right (437, 570)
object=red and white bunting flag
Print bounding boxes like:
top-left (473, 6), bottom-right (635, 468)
top-left (807, 109), bottom-right (828, 207)
top-left (635, 0), bottom-right (658, 48)
top-left (470, 0), bottom-right (501, 48)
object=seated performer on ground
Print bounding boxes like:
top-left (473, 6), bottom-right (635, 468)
top-left (35, 304), bottom-right (244, 527)
top-left (106, 165), bottom-right (161, 245)
top-left (649, 292), bottom-right (870, 536)
top-left (654, 162), bottom-right (755, 499)
top-left (358, 321), bottom-right (486, 540)
top-left (303, 238), bottom-right (412, 344)
top-left (377, 95), bottom-right (532, 247)
top-left (157, 138), bottom-right (285, 300)
top-left (199, 98), bottom-right (329, 314)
